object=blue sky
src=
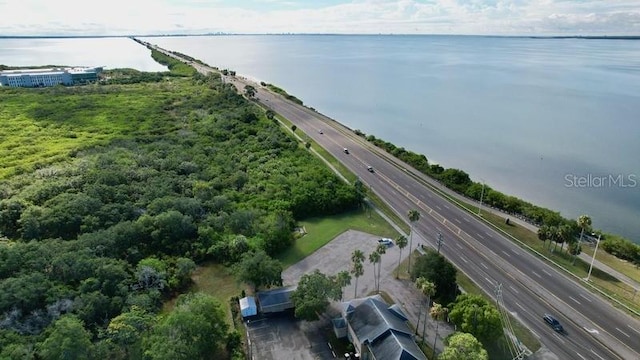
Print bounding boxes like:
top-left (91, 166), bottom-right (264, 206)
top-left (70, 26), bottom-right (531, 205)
top-left (0, 0), bottom-right (638, 36)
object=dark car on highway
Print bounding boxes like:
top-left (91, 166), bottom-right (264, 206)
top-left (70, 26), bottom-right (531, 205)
top-left (543, 314), bottom-right (564, 333)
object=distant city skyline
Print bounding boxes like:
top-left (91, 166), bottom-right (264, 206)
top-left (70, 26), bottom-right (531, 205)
top-left (0, 0), bottom-right (638, 36)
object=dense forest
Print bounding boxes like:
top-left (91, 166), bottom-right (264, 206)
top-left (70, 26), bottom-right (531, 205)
top-left (0, 55), bottom-right (360, 358)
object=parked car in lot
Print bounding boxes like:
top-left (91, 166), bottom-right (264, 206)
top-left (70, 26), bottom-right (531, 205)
top-left (378, 238), bottom-right (393, 247)
top-left (543, 314), bottom-right (564, 333)
top-left (343, 148), bottom-right (349, 154)
top-left (367, 165), bottom-right (374, 173)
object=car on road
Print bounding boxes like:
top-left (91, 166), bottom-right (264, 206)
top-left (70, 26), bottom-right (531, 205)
top-left (367, 165), bottom-right (374, 173)
top-left (378, 238), bottom-right (393, 247)
top-left (343, 148), bottom-right (349, 154)
top-left (319, 129), bottom-right (323, 134)
top-left (543, 314), bottom-right (564, 333)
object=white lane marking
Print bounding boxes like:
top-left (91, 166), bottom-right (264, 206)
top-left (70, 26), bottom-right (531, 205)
top-left (627, 324), bottom-right (640, 336)
top-left (454, 218), bottom-right (462, 224)
top-left (501, 250), bottom-right (511, 258)
top-left (616, 327), bottom-right (631, 338)
top-left (459, 256), bottom-right (468, 263)
top-left (575, 352), bottom-right (586, 360)
top-left (509, 286), bottom-right (520, 294)
top-left (515, 301), bottom-right (525, 311)
top-left (444, 204), bottom-right (450, 209)
top-left (476, 233), bottom-right (485, 239)
top-left (435, 205), bottom-right (442, 210)
top-left (590, 349), bottom-right (605, 360)
top-left (484, 277), bottom-right (493, 285)
top-left (456, 242), bottom-right (463, 249)
top-left (542, 269), bottom-right (552, 276)
top-left (531, 271), bottom-right (541, 278)
top-left (579, 293), bottom-right (592, 302)
top-left (583, 326), bottom-right (599, 334)
top-left (481, 262), bottom-right (489, 270)
top-left (464, 218), bottom-right (470, 222)
top-left (485, 231), bottom-right (492, 237)
top-left (569, 296), bottom-right (581, 305)
top-left (510, 248), bottom-right (519, 255)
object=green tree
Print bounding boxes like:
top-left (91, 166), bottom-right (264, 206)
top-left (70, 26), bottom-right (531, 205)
top-left (448, 294), bottom-right (503, 344)
top-left (438, 332), bottom-right (488, 360)
top-left (104, 305), bottom-right (153, 359)
top-left (244, 85), bottom-right (256, 98)
top-left (143, 293), bottom-right (228, 360)
top-left (407, 209), bottom-right (421, 273)
top-left (537, 225), bottom-right (550, 248)
top-left (411, 248), bottom-right (458, 305)
top-left (235, 250), bottom-right (283, 293)
top-left (395, 235), bottom-right (408, 279)
top-left (415, 277), bottom-right (436, 342)
top-left (368, 251), bottom-right (381, 294)
top-left (375, 243), bottom-right (387, 293)
top-left (38, 315), bottom-right (93, 360)
top-left (334, 270), bottom-right (351, 301)
top-left (290, 270), bottom-right (341, 321)
top-left (574, 215), bottom-right (592, 265)
top-left (430, 302), bottom-right (449, 358)
top-left (351, 250), bottom-right (365, 298)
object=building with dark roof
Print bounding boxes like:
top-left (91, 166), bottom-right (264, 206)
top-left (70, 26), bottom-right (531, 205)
top-left (256, 286), bottom-right (297, 314)
top-left (333, 295), bottom-right (426, 360)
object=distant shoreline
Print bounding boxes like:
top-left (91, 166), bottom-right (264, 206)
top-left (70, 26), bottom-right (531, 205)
top-left (1, 34), bottom-right (639, 40)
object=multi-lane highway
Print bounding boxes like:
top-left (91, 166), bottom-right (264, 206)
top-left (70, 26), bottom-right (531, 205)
top-left (150, 43), bottom-right (640, 359)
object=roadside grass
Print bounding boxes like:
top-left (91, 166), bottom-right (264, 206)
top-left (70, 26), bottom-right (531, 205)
top-left (277, 208), bottom-right (400, 268)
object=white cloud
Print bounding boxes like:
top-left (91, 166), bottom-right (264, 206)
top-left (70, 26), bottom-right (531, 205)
top-left (0, 0), bottom-right (638, 35)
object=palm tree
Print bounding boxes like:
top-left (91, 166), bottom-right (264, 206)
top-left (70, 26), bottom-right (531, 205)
top-left (375, 243), bottom-right (387, 293)
top-left (351, 250), bottom-right (365, 298)
top-left (574, 215), bottom-right (592, 265)
top-left (369, 251), bottom-right (381, 294)
top-left (537, 225), bottom-right (550, 248)
top-left (415, 276), bottom-right (435, 340)
top-left (334, 270), bottom-right (352, 301)
top-left (430, 302), bottom-right (449, 358)
top-left (395, 235), bottom-right (408, 279)
top-left (557, 225), bottom-right (571, 252)
top-left (407, 209), bottom-right (421, 274)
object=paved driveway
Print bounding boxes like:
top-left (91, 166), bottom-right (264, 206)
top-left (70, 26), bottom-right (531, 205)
top-left (283, 230), bottom-right (454, 353)
top-left (246, 314), bottom-right (334, 360)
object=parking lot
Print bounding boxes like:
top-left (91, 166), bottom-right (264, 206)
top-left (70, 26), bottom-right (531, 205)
top-left (246, 314), bottom-right (335, 360)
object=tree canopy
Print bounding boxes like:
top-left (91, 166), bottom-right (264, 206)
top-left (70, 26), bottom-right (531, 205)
top-left (438, 332), bottom-right (488, 360)
top-left (448, 294), bottom-right (503, 344)
top-left (290, 270), bottom-right (341, 321)
top-left (411, 248), bottom-right (458, 305)
top-left (234, 250), bottom-right (283, 292)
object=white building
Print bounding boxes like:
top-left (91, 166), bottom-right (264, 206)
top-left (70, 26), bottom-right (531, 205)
top-left (0, 67), bottom-right (103, 88)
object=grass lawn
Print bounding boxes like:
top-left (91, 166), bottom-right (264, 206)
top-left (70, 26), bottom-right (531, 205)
top-left (163, 263), bottom-right (244, 325)
top-left (278, 208), bottom-right (400, 268)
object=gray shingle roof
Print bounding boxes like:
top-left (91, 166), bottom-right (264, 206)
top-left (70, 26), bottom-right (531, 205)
top-left (256, 286), bottom-right (296, 307)
top-left (346, 297), bottom-right (426, 360)
top-left (370, 331), bottom-right (426, 360)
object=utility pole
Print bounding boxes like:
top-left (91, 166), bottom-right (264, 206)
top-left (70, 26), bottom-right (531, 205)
top-left (477, 180), bottom-right (486, 216)
top-left (585, 234), bottom-right (602, 282)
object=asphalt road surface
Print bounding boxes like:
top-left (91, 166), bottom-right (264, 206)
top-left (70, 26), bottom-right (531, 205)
top-left (149, 43), bottom-right (640, 360)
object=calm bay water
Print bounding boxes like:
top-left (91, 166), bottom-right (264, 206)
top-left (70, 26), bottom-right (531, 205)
top-left (142, 35), bottom-right (640, 241)
top-left (0, 37), bottom-right (167, 71)
top-left (1, 35), bottom-right (638, 241)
